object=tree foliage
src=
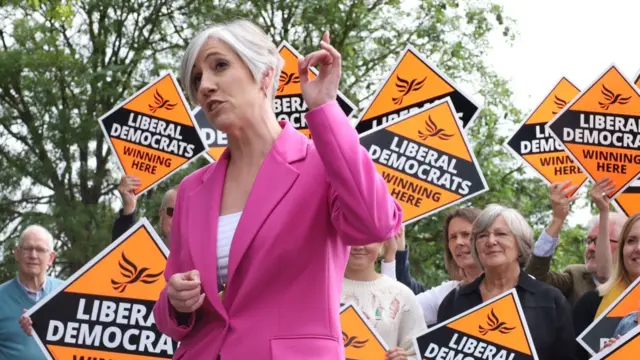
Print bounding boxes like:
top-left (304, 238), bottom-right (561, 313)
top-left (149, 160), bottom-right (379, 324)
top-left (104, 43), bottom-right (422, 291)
top-left (0, 0), bottom-right (585, 285)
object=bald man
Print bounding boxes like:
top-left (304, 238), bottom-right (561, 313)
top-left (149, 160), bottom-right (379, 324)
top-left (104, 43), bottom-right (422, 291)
top-left (0, 225), bottom-right (64, 359)
top-left (111, 175), bottom-right (177, 244)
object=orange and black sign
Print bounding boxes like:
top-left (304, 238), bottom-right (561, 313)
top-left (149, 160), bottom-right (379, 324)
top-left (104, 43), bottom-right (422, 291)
top-left (611, 71), bottom-right (640, 215)
top-left (359, 98), bottom-right (488, 224)
top-left (25, 219), bottom-right (177, 360)
top-left (577, 276), bottom-right (640, 356)
top-left (355, 45), bottom-right (480, 134)
top-left (547, 65), bottom-right (640, 199)
top-left (192, 106), bottom-right (227, 162)
top-left (413, 289), bottom-right (538, 360)
top-left (505, 77), bottom-right (587, 197)
top-left (590, 326), bottom-right (640, 359)
top-left (276, 41), bottom-right (357, 138)
top-left (339, 302), bottom-right (388, 359)
top-left (98, 72), bottom-right (207, 195)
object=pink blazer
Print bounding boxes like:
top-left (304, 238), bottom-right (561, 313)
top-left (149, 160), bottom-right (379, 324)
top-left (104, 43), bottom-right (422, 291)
top-left (153, 100), bottom-right (403, 360)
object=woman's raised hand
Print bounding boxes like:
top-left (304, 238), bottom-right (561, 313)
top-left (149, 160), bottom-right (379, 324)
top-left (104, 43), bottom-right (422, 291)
top-left (298, 31), bottom-right (341, 111)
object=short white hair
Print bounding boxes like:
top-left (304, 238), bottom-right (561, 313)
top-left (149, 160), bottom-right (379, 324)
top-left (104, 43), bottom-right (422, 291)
top-left (586, 212), bottom-right (627, 239)
top-left (179, 19), bottom-right (284, 104)
top-left (471, 204), bottom-right (534, 269)
top-left (19, 224), bottom-right (54, 250)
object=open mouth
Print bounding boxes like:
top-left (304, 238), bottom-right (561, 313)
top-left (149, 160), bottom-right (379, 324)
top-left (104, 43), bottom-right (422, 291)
top-left (207, 100), bottom-right (224, 113)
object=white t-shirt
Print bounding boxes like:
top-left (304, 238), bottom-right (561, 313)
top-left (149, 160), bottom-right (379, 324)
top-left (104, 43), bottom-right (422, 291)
top-left (216, 212), bottom-right (242, 284)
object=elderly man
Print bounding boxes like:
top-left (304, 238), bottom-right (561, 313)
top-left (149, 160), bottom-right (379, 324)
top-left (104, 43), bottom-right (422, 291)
top-left (112, 174), bottom-right (177, 244)
top-left (526, 179), bottom-right (627, 306)
top-left (0, 225), bottom-right (63, 359)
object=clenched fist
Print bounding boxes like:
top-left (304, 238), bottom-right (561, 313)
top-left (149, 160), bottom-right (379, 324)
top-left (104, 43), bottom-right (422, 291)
top-left (167, 270), bottom-right (206, 313)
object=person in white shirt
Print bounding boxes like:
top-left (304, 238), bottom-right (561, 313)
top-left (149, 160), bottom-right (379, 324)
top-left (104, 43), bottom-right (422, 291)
top-left (381, 208), bottom-right (483, 325)
top-left (342, 237), bottom-right (426, 360)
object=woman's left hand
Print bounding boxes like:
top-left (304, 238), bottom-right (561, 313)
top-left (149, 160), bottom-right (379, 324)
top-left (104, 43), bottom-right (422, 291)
top-left (298, 31), bottom-right (341, 111)
top-left (386, 347), bottom-right (408, 360)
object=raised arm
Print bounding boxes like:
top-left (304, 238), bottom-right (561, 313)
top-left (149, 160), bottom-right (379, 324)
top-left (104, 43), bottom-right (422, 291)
top-left (299, 32), bottom-right (402, 246)
top-left (524, 181), bottom-right (576, 296)
top-left (590, 178), bottom-right (616, 283)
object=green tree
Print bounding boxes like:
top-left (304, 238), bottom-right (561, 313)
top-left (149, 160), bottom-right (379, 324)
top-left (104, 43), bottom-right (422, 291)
top-left (0, 0), bottom-right (586, 286)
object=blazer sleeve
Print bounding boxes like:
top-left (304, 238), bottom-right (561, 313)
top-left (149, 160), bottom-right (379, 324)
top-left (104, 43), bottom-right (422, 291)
top-left (305, 100), bottom-right (403, 246)
top-left (524, 254), bottom-right (573, 297)
top-left (152, 183), bottom-right (197, 341)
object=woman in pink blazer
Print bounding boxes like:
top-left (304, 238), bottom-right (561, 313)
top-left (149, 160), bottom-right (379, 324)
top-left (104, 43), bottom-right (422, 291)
top-left (153, 19), bottom-right (403, 360)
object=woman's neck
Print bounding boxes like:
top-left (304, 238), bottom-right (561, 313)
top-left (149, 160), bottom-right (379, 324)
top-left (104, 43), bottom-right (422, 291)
top-left (482, 263), bottom-right (521, 294)
top-left (462, 265), bottom-right (483, 285)
top-left (226, 105), bottom-right (281, 164)
top-left (344, 266), bottom-right (381, 282)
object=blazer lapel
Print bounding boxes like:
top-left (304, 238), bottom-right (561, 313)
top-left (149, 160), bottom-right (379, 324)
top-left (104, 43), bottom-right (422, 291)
top-left (188, 150), bottom-right (230, 318)
top-left (224, 122), bottom-right (306, 299)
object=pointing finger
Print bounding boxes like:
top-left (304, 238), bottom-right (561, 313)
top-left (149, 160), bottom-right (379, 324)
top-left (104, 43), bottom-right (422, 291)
top-left (319, 42), bottom-right (341, 69)
top-left (321, 31), bottom-right (330, 45)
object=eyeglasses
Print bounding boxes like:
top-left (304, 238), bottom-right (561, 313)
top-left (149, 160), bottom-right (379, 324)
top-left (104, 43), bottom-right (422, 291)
top-left (164, 207), bottom-right (174, 217)
top-left (476, 230), bottom-right (513, 242)
top-left (583, 237), bottom-right (618, 247)
top-left (19, 246), bottom-right (50, 256)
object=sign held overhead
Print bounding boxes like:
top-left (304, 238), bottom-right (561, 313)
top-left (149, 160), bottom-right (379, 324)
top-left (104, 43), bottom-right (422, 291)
top-left (547, 65), bottom-right (640, 199)
top-left (505, 77), bottom-right (587, 197)
top-left (24, 218), bottom-right (177, 360)
top-left (98, 72), bottom-right (207, 195)
top-left (355, 45), bottom-right (480, 133)
top-left (359, 98), bottom-right (488, 224)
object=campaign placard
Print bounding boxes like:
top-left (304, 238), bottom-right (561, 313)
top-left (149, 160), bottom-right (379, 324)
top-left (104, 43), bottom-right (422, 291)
top-left (359, 98), bottom-right (488, 224)
top-left (413, 289), bottom-right (538, 360)
top-left (25, 218), bottom-right (177, 360)
top-left (192, 106), bottom-right (227, 162)
top-left (577, 276), bottom-right (640, 356)
top-left (589, 322), bottom-right (640, 359)
top-left (505, 77), bottom-right (587, 197)
top-left (98, 72), bottom-right (207, 195)
top-left (339, 302), bottom-right (389, 359)
top-left (276, 41), bottom-right (357, 138)
top-left (612, 70), bottom-right (640, 215)
top-left (355, 45), bottom-right (480, 134)
top-left (547, 65), bottom-right (640, 199)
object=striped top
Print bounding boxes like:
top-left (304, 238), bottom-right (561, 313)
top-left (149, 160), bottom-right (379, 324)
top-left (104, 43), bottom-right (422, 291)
top-left (216, 212), bottom-right (242, 284)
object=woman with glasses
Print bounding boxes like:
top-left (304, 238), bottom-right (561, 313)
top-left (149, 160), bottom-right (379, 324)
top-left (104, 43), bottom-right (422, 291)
top-left (437, 204), bottom-right (576, 360)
